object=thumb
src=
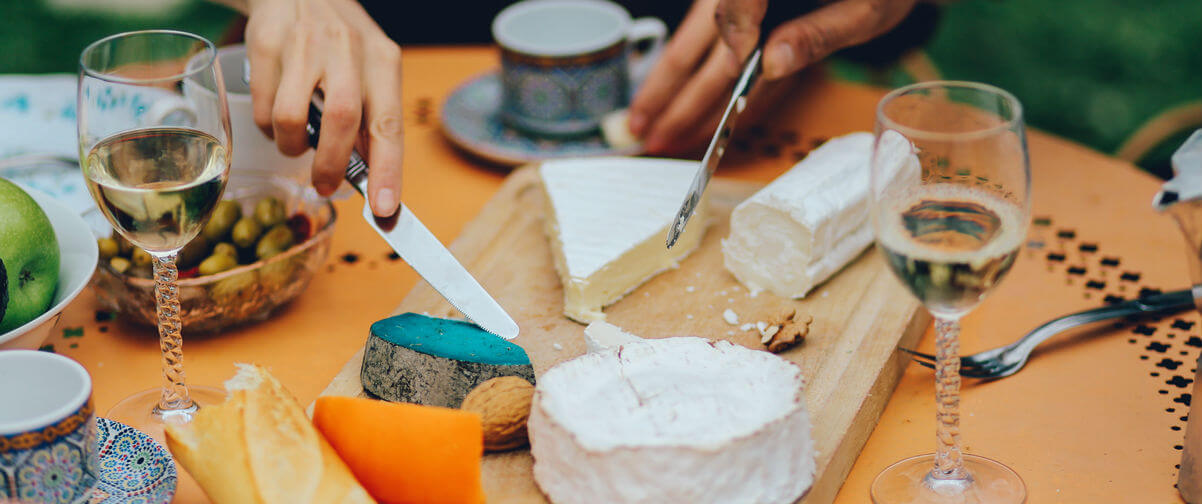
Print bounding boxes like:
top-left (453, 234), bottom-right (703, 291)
top-left (761, 0), bottom-right (913, 80)
top-left (714, 0), bottom-right (768, 64)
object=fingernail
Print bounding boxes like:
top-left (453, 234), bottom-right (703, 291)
top-left (765, 43), bottom-right (795, 79)
top-left (373, 188), bottom-right (398, 217)
top-left (314, 181), bottom-right (335, 196)
top-left (628, 111), bottom-right (647, 137)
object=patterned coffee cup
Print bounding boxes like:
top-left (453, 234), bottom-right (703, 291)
top-left (492, 0), bottom-right (666, 136)
top-left (0, 351), bottom-right (98, 504)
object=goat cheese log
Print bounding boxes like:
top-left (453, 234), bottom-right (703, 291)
top-left (722, 131), bottom-right (920, 298)
top-left (529, 336), bottom-right (815, 504)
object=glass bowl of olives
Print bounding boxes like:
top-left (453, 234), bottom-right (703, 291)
top-left (86, 174), bottom-right (336, 332)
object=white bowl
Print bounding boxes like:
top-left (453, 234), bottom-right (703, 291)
top-left (0, 185), bottom-right (99, 349)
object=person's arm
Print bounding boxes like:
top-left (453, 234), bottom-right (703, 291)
top-left (213, 0), bottom-right (403, 217)
top-left (628, 0), bottom-right (918, 156)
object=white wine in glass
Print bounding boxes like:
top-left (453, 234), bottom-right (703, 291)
top-left (78, 30), bottom-right (232, 439)
top-left (84, 127), bottom-right (228, 251)
top-left (870, 81), bottom-right (1029, 503)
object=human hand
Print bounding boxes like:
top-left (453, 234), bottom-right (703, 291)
top-left (628, 0), bottom-right (916, 156)
top-left (243, 0), bottom-right (403, 217)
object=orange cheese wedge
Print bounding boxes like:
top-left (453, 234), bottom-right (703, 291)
top-left (313, 396), bottom-right (486, 504)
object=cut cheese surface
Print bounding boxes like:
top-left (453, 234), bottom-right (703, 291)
top-left (529, 335), bottom-right (815, 504)
top-left (582, 320), bottom-right (642, 353)
top-left (722, 131), bottom-right (920, 298)
top-left (540, 157), bottom-right (708, 323)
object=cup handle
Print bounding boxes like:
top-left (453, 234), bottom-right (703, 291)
top-left (626, 17), bottom-right (668, 89)
top-left (144, 96), bottom-right (198, 127)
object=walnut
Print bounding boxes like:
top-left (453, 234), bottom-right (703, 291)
top-left (761, 309), bottom-right (812, 353)
top-left (460, 376), bottom-right (535, 452)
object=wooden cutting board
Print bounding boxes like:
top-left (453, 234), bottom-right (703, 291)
top-left (319, 166), bottom-right (929, 504)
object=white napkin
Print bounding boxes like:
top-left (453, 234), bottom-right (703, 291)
top-left (1156, 129), bottom-right (1202, 209)
top-left (0, 74), bottom-right (94, 212)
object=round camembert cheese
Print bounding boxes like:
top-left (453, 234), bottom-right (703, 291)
top-left (529, 336), bottom-right (815, 504)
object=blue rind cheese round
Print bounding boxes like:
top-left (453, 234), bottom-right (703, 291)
top-left (361, 313), bottom-right (535, 408)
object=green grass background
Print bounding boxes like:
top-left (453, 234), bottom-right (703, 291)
top-left (2, 0), bottom-right (1198, 176)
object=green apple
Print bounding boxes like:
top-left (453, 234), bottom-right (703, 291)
top-left (0, 179), bottom-right (60, 333)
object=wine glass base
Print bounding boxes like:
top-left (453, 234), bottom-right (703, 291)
top-left (104, 386), bottom-right (227, 447)
top-left (870, 453), bottom-right (1026, 504)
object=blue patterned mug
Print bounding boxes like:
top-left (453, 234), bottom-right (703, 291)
top-left (0, 351), bottom-right (98, 504)
top-left (492, 0), bottom-right (666, 136)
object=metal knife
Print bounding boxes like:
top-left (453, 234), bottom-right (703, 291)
top-left (305, 102), bottom-right (520, 340)
top-left (666, 2), bottom-right (818, 249)
top-left (665, 49), bottom-right (762, 248)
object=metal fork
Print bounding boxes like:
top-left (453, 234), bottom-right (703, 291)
top-left (906, 288), bottom-right (1197, 379)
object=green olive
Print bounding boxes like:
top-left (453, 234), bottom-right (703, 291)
top-left (112, 232), bottom-right (134, 256)
top-left (97, 238), bottom-right (119, 260)
top-left (177, 235), bottom-right (209, 269)
top-left (254, 197), bottom-right (287, 228)
top-left (231, 217), bottom-right (263, 249)
top-left (198, 253), bottom-right (238, 276)
top-left (127, 264), bottom-right (153, 279)
top-left (212, 242), bottom-right (238, 258)
top-left (202, 200), bottom-right (242, 242)
top-left (109, 256), bottom-right (131, 274)
top-left (256, 225), bottom-right (296, 260)
top-left (131, 248), bottom-right (153, 266)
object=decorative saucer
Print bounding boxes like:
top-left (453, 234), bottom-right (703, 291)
top-left (440, 71), bottom-right (643, 166)
top-left (89, 418), bottom-right (177, 504)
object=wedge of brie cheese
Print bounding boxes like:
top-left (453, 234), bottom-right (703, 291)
top-left (540, 158), bottom-right (708, 323)
top-left (529, 335), bottom-right (815, 504)
top-left (722, 131), bottom-right (919, 298)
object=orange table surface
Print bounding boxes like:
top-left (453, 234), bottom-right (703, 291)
top-left (44, 46), bottom-right (1194, 503)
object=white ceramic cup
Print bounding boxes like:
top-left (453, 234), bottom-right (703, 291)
top-left (168, 44), bottom-right (313, 189)
top-left (0, 350), bottom-right (98, 502)
top-left (492, 0), bottom-right (667, 136)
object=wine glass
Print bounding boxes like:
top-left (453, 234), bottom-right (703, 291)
top-left (869, 81), bottom-right (1029, 503)
top-left (78, 30), bottom-right (231, 436)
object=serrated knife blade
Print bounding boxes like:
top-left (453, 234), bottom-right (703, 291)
top-left (305, 103), bottom-right (519, 340)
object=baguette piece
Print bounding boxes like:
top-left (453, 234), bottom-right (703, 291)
top-left (164, 364), bottom-right (374, 504)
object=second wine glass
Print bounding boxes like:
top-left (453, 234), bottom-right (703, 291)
top-left (78, 30), bottom-right (232, 437)
top-left (869, 81), bottom-right (1030, 503)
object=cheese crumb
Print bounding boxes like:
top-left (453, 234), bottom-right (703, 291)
top-left (727, 330), bottom-right (735, 336)
top-left (722, 308), bottom-right (740, 325)
top-left (740, 323), bottom-right (754, 332)
top-left (728, 298), bottom-right (735, 303)
top-left (686, 285), bottom-right (696, 292)
top-left (749, 290), bottom-right (759, 298)
top-left (720, 290), bottom-right (728, 296)
top-left (822, 291), bottom-right (829, 298)
top-left (756, 321), bottom-right (768, 333)
top-left (552, 343), bottom-right (564, 351)
top-left (686, 314), bottom-right (694, 320)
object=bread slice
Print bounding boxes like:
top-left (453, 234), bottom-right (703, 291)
top-left (164, 364), bottom-right (374, 504)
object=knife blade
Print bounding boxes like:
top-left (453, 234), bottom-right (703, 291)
top-left (666, 1), bottom-right (819, 249)
top-left (665, 49), bottom-right (762, 249)
top-left (305, 102), bottom-right (520, 340)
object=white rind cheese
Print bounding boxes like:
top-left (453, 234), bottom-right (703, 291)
top-left (529, 336), bottom-right (815, 504)
top-left (541, 158), bottom-right (709, 323)
top-left (721, 131), bottom-right (920, 298)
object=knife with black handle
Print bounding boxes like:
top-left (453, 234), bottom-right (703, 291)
top-left (305, 102), bottom-right (520, 340)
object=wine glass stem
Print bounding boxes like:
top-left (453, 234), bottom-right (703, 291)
top-left (151, 253), bottom-right (195, 414)
top-left (933, 315), bottom-right (966, 480)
